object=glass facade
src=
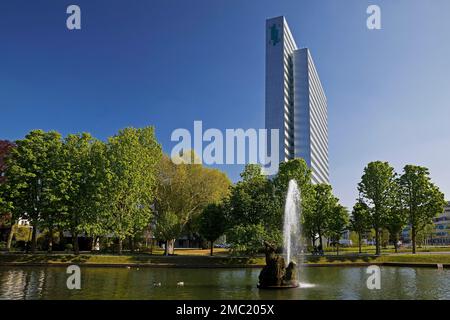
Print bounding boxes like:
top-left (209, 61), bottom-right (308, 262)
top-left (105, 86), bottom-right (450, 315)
top-left (265, 16), bottom-right (329, 183)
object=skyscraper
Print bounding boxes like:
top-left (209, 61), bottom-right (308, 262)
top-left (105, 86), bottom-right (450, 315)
top-left (265, 16), bottom-right (329, 184)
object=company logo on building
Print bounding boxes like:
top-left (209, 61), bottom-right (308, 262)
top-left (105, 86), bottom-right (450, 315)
top-left (269, 24), bottom-right (281, 46)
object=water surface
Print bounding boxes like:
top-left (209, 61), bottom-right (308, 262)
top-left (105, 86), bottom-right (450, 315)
top-left (0, 266), bottom-right (449, 300)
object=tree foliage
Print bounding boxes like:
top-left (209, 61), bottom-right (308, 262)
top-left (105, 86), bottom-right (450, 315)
top-left (398, 165), bottom-right (446, 253)
top-left (384, 183), bottom-right (408, 253)
top-left (61, 133), bottom-right (109, 254)
top-left (326, 204), bottom-right (349, 255)
top-left (272, 159), bottom-right (312, 210)
top-left (154, 152), bottom-right (230, 254)
top-left (198, 203), bottom-right (227, 256)
top-left (303, 183), bottom-right (338, 248)
top-left (225, 164), bottom-right (281, 254)
top-left (105, 127), bottom-right (162, 254)
top-left (358, 161), bottom-right (397, 255)
top-left (350, 201), bottom-right (371, 253)
top-left (226, 223), bottom-right (268, 256)
top-left (0, 140), bottom-right (15, 216)
top-left (1, 130), bottom-right (67, 252)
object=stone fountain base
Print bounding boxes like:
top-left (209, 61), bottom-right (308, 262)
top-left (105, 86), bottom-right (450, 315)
top-left (257, 283), bottom-right (299, 289)
top-left (257, 241), bottom-right (299, 290)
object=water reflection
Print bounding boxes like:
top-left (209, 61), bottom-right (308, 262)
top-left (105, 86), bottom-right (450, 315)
top-left (1, 268), bottom-right (47, 299)
top-left (0, 266), bottom-right (449, 300)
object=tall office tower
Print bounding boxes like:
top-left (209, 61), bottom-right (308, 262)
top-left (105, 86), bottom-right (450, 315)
top-left (265, 16), bottom-right (329, 184)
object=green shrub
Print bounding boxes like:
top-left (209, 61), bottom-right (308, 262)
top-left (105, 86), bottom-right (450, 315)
top-left (226, 224), bottom-right (268, 256)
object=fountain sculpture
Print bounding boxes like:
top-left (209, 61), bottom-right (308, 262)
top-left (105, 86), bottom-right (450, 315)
top-left (258, 180), bottom-right (301, 289)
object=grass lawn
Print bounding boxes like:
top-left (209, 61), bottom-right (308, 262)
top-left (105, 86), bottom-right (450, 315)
top-left (1, 252), bottom-right (450, 267)
top-left (168, 248), bottom-right (229, 256)
top-left (378, 254), bottom-right (450, 264)
top-left (2, 246), bottom-right (450, 267)
top-left (0, 252), bottom-right (265, 266)
top-left (323, 245), bottom-right (450, 255)
top-left (304, 254), bottom-right (450, 265)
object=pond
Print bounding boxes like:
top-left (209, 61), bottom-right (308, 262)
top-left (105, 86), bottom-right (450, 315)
top-left (0, 266), bottom-right (449, 300)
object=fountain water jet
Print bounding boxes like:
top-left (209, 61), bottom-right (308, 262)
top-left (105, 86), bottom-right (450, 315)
top-left (283, 180), bottom-right (301, 265)
top-left (258, 179), bottom-right (301, 289)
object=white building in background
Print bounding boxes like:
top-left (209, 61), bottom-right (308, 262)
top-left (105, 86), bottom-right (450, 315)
top-left (431, 201), bottom-right (450, 244)
top-left (265, 16), bottom-right (329, 184)
top-left (401, 201), bottom-right (450, 245)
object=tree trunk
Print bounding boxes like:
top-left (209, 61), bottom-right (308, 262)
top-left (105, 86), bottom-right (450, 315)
top-left (91, 236), bottom-right (95, 251)
top-left (73, 232), bottom-right (79, 255)
top-left (31, 225), bottom-right (37, 253)
top-left (358, 233), bottom-right (362, 254)
top-left (6, 225), bottom-right (14, 251)
top-left (210, 241), bottom-right (214, 256)
top-left (375, 228), bottom-right (380, 255)
top-left (336, 243), bottom-right (339, 256)
top-left (58, 228), bottom-right (66, 248)
top-left (118, 238), bottom-right (123, 255)
top-left (164, 240), bottom-right (169, 256)
top-left (393, 233), bottom-right (398, 253)
top-left (129, 236), bottom-right (135, 254)
top-left (167, 239), bottom-right (175, 255)
top-left (412, 226), bottom-right (416, 254)
top-left (318, 231), bottom-right (323, 249)
top-left (47, 227), bottom-right (53, 253)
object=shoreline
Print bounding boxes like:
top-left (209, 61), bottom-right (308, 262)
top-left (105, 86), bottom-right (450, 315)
top-left (0, 261), bottom-right (448, 269)
top-left (2, 252), bottom-right (450, 269)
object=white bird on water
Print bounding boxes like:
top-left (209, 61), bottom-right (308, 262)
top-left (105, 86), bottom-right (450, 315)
top-left (177, 282), bottom-right (184, 287)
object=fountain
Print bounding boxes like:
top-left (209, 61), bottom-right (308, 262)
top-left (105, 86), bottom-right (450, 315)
top-left (258, 179), bottom-right (301, 289)
top-left (283, 180), bottom-right (301, 265)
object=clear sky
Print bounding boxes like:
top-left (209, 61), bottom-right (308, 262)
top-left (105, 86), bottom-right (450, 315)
top-left (1, 0), bottom-right (449, 209)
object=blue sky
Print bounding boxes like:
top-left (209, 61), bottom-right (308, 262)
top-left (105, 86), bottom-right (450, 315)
top-left (1, 0), bottom-right (449, 208)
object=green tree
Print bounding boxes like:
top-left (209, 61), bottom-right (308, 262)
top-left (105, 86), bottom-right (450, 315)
top-left (350, 201), bottom-right (371, 254)
top-left (105, 127), bottom-right (162, 254)
top-left (358, 161), bottom-right (396, 255)
top-left (198, 203), bottom-right (227, 256)
top-left (2, 130), bottom-right (67, 253)
top-left (385, 186), bottom-right (408, 253)
top-left (38, 133), bottom-right (68, 252)
top-left (326, 204), bottom-right (349, 255)
top-left (398, 165), bottom-right (446, 254)
top-left (153, 210), bottom-right (182, 255)
top-left (304, 183), bottom-right (337, 249)
top-left (0, 140), bottom-right (15, 186)
top-left (61, 134), bottom-right (109, 254)
top-left (272, 159), bottom-right (314, 249)
top-left (273, 159), bottom-right (313, 210)
top-left (179, 154), bottom-right (230, 245)
top-left (226, 223), bottom-right (268, 256)
top-left (225, 164), bottom-right (280, 253)
top-left (0, 140), bottom-right (15, 250)
top-left (415, 223), bottom-right (435, 248)
top-left (155, 153), bottom-right (230, 255)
